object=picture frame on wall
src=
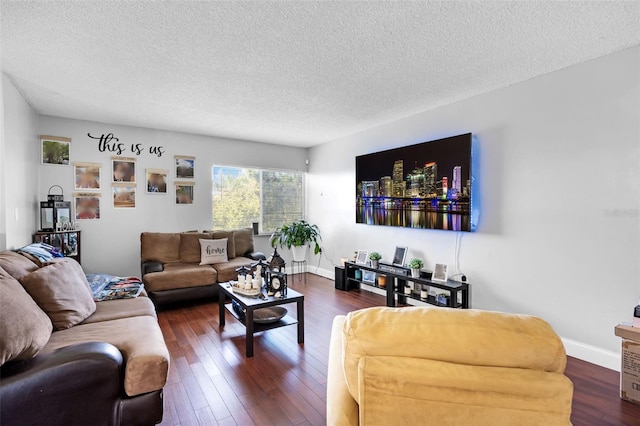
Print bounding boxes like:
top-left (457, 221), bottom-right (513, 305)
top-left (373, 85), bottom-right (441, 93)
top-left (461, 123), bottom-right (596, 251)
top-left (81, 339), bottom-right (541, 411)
top-left (112, 158), bottom-right (136, 183)
top-left (392, 246), bottom-right (407, 267)
top-left (175, 155), bottom-right (195, 179)
top-left (356, 250), bottom-right (368, 265)
top-left (41, 135), bottom-right (71, 166)
top-left (74, 162), bottom-right (101, 190)
top-left (74, 194), bottom-right (101, 220)
top-left (175, 182), bottom-right (194, 205)
top-left (113, 183), bottom-right (136, 208)
top-left (146, 169), bottom-right (168, 194)
top-left (432, 263), bottom-right (449, 283)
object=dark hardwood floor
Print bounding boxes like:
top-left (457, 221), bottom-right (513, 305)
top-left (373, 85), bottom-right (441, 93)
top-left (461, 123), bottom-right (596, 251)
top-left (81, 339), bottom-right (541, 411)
top-left (156, 274), bottom-right (640, 426)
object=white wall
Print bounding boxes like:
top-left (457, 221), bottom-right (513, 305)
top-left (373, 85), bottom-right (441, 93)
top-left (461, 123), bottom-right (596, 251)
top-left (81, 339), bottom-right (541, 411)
top-left (37, 116), bottom-right (307, 276)
top-left (307, 46), bottom-right (640, 370)
top-left (1, 74), bottom-right (39, 250)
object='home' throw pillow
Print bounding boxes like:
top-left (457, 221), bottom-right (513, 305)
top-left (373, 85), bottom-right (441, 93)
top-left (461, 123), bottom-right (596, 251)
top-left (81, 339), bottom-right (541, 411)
top-left (199, 238), bottom-right (228, 265)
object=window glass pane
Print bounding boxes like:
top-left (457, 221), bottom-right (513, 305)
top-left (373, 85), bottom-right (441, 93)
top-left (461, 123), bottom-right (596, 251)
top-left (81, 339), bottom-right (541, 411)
top-left (212, 166), bottom-right (304, 233)
top-left (212, 167), bottom-right (260, 230)
top-left (261, 170), bottom-right (304, 233)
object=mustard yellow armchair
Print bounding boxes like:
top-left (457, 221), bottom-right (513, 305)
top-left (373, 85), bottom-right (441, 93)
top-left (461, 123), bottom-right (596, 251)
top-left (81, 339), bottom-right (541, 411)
top-left (327, 307), bottom-right (573, 425)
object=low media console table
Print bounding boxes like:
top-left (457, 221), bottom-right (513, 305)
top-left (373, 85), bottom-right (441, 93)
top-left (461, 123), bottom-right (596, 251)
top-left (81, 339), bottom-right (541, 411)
top-left (341, 261), bottom-right (470, 309)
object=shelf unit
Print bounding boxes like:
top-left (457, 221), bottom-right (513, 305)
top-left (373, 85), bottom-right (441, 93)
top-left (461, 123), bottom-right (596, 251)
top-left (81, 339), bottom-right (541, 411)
top-left (33, 230), bottom-right (81, 265)
top-left (344, 261), bottom-right (470, 309)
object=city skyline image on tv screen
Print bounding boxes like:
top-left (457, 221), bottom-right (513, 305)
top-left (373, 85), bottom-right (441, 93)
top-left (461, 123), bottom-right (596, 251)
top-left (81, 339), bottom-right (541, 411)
top-left (356, 133), bottom-right (474, 232)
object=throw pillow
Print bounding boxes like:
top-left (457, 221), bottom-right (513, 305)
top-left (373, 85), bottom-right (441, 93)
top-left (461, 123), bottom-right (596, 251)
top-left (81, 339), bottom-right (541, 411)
top-left (180, 232), bottom-right (211, 263)
top-left (0, 251), bottom-right (39, 280)
top-left (0, 267), bottom-right (53, 366)
top-left (199, 238), bottom-right (229, 265)
top-left (212, 230), bottom-right (236, 260)
top-left (20, 258), bottom-right (96, 330)
top-left (233, 228), bottom-right (254, 257)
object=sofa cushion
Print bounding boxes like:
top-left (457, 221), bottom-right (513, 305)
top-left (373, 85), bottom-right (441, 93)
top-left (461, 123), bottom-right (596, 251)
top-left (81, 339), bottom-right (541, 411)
top-left (357, 356), bottom-right (573, 424)
top-left (342, 307), bottom-right (567, 401)
top-left (40, 315), bottom-right (169, 397)
top-left (179, 232), bottom-right (212, 263)
top-left (20, 258), bottom-right (96, 330)
top-left (212, 230), bottom-right (235, 260)
top-left (0, 251), bottom-right (39, 281)
top-left (233, 228), bottom-right (254, 257)
top-left (199, 238), bottom-right (229, 265)
top-left (140, 232), bottom-right (181, 263)
top-left (213, 256), bottom-right (255, 282)
top-left (143, 263), bottom-right (217, 292)
top-left (0, 267), bottom-right (53, 366)
top-left (82, 296), bottom-right (157, 324)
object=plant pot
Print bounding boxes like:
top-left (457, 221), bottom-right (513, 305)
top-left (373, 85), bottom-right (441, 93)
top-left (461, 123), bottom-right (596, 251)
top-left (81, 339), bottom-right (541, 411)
top-left (291, 245), bottom-right (308, 262)
top-left (370, 260), bottom-right (379, 269)
top-left (411, 268), bottom-right (421, 278)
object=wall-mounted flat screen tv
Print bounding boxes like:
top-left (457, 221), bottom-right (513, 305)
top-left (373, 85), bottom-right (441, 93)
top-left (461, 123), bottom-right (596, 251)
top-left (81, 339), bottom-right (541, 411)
top-left (356, 133), bottom-right (476, 232)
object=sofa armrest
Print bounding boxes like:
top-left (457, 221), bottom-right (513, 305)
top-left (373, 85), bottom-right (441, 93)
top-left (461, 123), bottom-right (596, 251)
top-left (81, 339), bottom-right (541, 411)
top-left (247, 251), bottom-right (266, 261)
top-left (141, 261), bottom-right (164, 277)
top-left (0, 342), bottom-right (124, 426)
top-left (327, 316), bottom-right (359, 426)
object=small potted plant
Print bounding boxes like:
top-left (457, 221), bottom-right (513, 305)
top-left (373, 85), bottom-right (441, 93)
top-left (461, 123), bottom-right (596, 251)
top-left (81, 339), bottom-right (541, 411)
top-left (270, 220), bottom-right (322, 262)
top-left (368, 252), bottom-right (382, 269)
top-left (408, 258), bottom-right (424, 278)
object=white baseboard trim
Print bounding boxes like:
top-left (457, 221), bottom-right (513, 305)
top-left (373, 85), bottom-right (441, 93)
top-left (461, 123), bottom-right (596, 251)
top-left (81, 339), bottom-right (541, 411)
top-left (561, 337), bottom-right (620, 371)
top-left (306, 267), bottom-right (621, 371)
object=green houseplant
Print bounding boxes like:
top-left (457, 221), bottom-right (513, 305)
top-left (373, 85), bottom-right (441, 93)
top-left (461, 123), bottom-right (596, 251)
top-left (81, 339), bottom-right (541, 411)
top-left (368, 252), bottom-right (382, 268)
top-left (408, 258), bottom-right (424, 278)
top-left (270, 220), bottom-right (322, 262)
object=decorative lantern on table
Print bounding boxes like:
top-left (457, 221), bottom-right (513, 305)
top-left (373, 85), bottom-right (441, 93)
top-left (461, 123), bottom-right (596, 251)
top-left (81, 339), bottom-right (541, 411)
top-left (251, 259), bottom-right (270, 288)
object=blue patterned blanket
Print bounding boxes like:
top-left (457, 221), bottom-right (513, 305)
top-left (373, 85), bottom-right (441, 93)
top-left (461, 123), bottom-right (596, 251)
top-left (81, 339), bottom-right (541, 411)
top-left (86, 274), bottom-right (144, 301)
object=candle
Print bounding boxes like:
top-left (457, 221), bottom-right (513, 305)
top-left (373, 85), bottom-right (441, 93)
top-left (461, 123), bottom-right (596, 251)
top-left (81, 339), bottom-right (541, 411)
top-left (252, 278), bottom-right (261, 289)
top-left (404, 286), bottom-right (411, 295)
top-left (238, 275), bottom-right (245, 285)
top-left (420, 290), bottom-right (428, 299)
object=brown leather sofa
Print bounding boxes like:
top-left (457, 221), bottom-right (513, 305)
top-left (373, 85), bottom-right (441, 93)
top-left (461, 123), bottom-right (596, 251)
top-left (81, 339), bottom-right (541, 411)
top-left (0, 250), bottom-right (169, 426)
top-left (140, 229), bottom-right (265, 306)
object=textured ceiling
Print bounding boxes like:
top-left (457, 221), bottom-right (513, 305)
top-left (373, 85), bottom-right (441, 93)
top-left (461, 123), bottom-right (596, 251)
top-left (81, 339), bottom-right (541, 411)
top-left (1, 1), bottom-right (639, 147)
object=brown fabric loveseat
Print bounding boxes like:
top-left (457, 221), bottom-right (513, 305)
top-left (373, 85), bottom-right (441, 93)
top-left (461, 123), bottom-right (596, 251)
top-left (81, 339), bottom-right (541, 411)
top-left (0, 250), bottom-right (169, 426)
top-left (140, 229), bottom-right (265, 306)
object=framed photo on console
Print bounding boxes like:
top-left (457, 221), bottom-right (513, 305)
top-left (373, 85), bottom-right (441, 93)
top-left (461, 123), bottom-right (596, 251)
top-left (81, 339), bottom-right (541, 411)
top-left (392, 246), bottom-right (407, 267)
top-left (356, 250), bottom-right (368, 265)
top-left (432, 263), bottom-right (449, 283)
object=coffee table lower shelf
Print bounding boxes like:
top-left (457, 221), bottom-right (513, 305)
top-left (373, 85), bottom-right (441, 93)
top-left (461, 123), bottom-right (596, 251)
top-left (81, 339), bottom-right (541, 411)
top-left (224, 303), bottom-right (298, 332)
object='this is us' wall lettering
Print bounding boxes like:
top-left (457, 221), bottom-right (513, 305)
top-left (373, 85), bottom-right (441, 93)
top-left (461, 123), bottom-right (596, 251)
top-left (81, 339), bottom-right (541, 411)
top-left (87, 133), bottom-right (165, 157)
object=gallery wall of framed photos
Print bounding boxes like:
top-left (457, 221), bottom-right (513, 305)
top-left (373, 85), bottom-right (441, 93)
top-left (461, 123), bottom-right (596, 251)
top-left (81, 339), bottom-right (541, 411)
top-left (36, 117), bottom-right (308, 277)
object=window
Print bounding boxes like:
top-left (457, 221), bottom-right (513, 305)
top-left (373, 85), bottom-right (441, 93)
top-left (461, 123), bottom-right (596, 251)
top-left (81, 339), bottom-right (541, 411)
top-left (212, 166), bottom-right (304, 233)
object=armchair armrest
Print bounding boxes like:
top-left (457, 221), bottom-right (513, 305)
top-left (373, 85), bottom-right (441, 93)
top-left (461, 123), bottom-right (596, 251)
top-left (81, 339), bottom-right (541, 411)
top-left (247, 251), bottom-right (266, 261)
top-left (141, 261), bottom-right (164, 277)
top-left (0, 342), bottom-right (124, 426)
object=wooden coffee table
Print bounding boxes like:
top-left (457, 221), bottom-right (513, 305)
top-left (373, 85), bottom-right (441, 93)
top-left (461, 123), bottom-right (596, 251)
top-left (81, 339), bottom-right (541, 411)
top-left (218, 282), bottom-right (304, 357)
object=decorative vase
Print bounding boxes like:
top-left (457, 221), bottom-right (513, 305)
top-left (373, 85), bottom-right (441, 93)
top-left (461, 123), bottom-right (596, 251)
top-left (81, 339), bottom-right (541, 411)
top-left (377, 275), bottom-right (387, 288)
top-left (355, 269), bottom-right (362, 280)
top-left (291, 245), bottom-right (308, 262)
top-left (371, 260), bottom-right (379, 269)
top-left (411, 268), bottom-right (421, 278)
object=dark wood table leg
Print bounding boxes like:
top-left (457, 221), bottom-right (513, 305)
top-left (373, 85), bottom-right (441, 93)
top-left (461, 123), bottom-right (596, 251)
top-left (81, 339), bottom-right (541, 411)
top-left (219, 291), bottom-right (225, 327)
top-left (246, 308), bottom-right (254, 357)
top-left (297, 299), bottom-right (304, 344)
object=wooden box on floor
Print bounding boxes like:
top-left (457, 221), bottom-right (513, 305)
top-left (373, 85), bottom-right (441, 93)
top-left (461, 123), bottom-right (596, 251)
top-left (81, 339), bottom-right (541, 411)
top-left (615, 324), bottom-right (640, 406)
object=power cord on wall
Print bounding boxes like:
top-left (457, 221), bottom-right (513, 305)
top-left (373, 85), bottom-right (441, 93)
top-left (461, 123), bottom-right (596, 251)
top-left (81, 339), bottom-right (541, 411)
top-left (448, 232), bottom-right (467, 283)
